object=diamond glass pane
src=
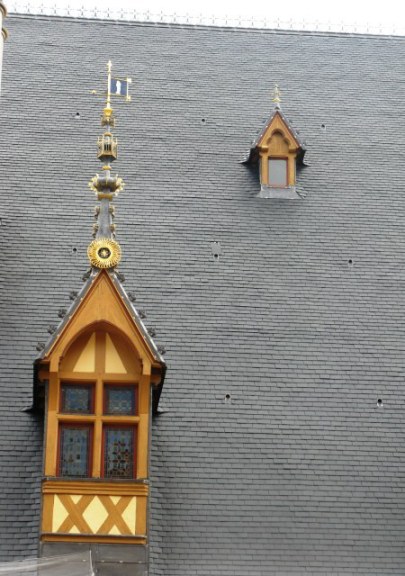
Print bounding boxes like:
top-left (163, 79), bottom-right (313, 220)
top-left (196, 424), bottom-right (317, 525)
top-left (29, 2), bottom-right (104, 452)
top-left (60, 427), bottom-right (90, 477)
top-left (61, 385), bottom-right (92, 413)
top-left (104, 427), bottom-right (134, 479)
top-left (268, 158), bottom-right (288, 187)
top-left (105, 386), bottom-right (136, 415)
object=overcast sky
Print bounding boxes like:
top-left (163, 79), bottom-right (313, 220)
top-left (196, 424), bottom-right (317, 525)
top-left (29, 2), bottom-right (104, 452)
top-left (8, 0), bottom-right (405, 35)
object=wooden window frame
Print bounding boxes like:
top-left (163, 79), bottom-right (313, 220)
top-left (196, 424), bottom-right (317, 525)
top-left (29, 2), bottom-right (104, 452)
top-left (101, 424), bottom-right (138, 480)
top-left (48, 329), bottom-right (145, 481)
top-left (56, 377), bottom-right (140, 480)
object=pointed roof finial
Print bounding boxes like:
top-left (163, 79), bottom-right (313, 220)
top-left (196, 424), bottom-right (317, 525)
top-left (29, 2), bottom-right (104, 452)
top-left (272, 83), bottom-right (282, 109)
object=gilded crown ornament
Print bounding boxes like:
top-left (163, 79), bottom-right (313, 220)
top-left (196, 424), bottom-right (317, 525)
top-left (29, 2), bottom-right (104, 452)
top-left (87, 61), bottom-right (132, 269)
top-left (88, 174), bottom-right (125, 197)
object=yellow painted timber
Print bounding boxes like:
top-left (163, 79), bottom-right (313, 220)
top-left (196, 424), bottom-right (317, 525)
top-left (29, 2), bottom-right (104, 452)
top-left (73, 332), bottom-right (96, 372)
top-left (105, 333), bottom-right (127, 373)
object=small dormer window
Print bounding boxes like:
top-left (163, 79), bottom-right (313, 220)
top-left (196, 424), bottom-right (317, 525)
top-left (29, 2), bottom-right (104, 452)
top-left (243, 85), bottom-right (305, 199)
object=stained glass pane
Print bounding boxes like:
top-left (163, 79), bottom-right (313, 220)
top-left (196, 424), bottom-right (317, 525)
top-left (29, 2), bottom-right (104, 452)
top-left (268, 158), bottom-right (288, 187)
top-left (105, 386), bottom-right (136, 415)
top-left (61, 385), bottom-right (93, 413)
top-left (104, 427), bottom-right (134, 479)
top-left (60, 426), bottom-right (90, 477)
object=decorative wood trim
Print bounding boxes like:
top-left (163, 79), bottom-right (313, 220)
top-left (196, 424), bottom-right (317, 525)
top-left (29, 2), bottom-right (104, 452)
top-left (42, 491), bottom-right (147, 539)
top-left (93, 377), bottom-right (103, 477)
top-left (44, 373), bottom-right (59, 476)
top-left (56, 414), bottom-right (140, 424)
top-left (59, 372), bottom-right (140, 383)
top-left (43, 480), bottom-right (149, 496)
top-left (58, 494), bottom-right (93, 533)
top-left (43, 271), bottom-right (157, 368)
top-left (137, 373), bottom-right (150, 478)
top-left (257, 111), bottom-right (300, 150)
top-left (137, 493), bottom-right (148, 535)
top-left (41, 534), bottom-right (147, 545)
top-left (42, 494), bottom-right (54, 533)
top-left (57, 415), bottom-right (97, 422)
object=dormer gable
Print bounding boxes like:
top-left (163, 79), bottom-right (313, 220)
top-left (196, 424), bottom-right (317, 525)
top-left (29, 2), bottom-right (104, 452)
top-left (36, 269), bottom-right (165, 409)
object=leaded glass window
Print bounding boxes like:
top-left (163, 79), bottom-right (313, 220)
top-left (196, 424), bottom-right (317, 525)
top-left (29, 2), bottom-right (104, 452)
top-left (104, 385), bottom-right (136, 415)
top-left (104, 427), bottom-right (135, 479)
top-left (60, 426), bottom-right (91, 477)
top-left (61, 384), bottom-right (93, 414)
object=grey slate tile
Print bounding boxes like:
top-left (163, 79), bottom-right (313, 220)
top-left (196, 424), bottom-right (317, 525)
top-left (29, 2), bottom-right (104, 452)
top-left (1, 12), bottom-right (405, 576)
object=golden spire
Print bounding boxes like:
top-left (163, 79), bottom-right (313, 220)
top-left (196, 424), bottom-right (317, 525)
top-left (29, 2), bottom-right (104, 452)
top-left (272, 83), bottom-right (282, 107)
top-left (87, 61), bottom-right (132, 270)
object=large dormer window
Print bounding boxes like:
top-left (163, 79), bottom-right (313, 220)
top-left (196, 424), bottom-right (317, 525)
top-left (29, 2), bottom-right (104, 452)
top-left (243, 87), bottom-right (305, 199)
top-left (37, 271), bottom-right (165, 545)
top-left (53, 328), bottom-right (141, 480)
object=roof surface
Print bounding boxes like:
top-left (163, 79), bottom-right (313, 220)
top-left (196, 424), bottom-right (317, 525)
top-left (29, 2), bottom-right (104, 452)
top-left (1, 14), bottom-right (405, 574)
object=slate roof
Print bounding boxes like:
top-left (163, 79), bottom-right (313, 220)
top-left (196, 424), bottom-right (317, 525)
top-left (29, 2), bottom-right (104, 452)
top-left (1, 14), bottom-right (405, 575)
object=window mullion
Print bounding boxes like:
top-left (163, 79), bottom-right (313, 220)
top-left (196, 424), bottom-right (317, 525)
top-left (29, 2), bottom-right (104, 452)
top-left (92, 376), bottom-right (103, 477)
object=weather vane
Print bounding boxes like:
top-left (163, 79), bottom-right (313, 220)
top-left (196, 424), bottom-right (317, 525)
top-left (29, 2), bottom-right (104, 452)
top-left (91, 60), bottom-right (132, 125)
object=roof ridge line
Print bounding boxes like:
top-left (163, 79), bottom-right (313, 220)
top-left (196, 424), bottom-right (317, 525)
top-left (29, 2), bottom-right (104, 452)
top-left (8, 5), bottom-right (405, 40)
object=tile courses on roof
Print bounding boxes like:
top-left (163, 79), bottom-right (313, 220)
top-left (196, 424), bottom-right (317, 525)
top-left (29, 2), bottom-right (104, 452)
top-left (1, 12), bottom-right (405, 574)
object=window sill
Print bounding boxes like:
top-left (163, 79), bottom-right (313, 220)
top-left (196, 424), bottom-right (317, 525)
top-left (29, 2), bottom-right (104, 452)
top-left (43, 476), bottom-right (148, 484)
top-left (258, 185), bottom-right (300, 199)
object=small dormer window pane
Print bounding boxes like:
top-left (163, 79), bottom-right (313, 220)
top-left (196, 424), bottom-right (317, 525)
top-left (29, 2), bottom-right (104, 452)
top-left (268, 158), bottom-right (288, 187)
top-left (61, 384), bottom-right (94, 414)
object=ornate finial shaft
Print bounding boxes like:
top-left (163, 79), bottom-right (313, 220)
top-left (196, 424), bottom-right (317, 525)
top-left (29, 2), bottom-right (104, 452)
top-left (272, 83), bottom-right (282, 108)
top-left (87, 61), bottom-right (132, 270)
top-left (102, 60), bottom-right (114, 127)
